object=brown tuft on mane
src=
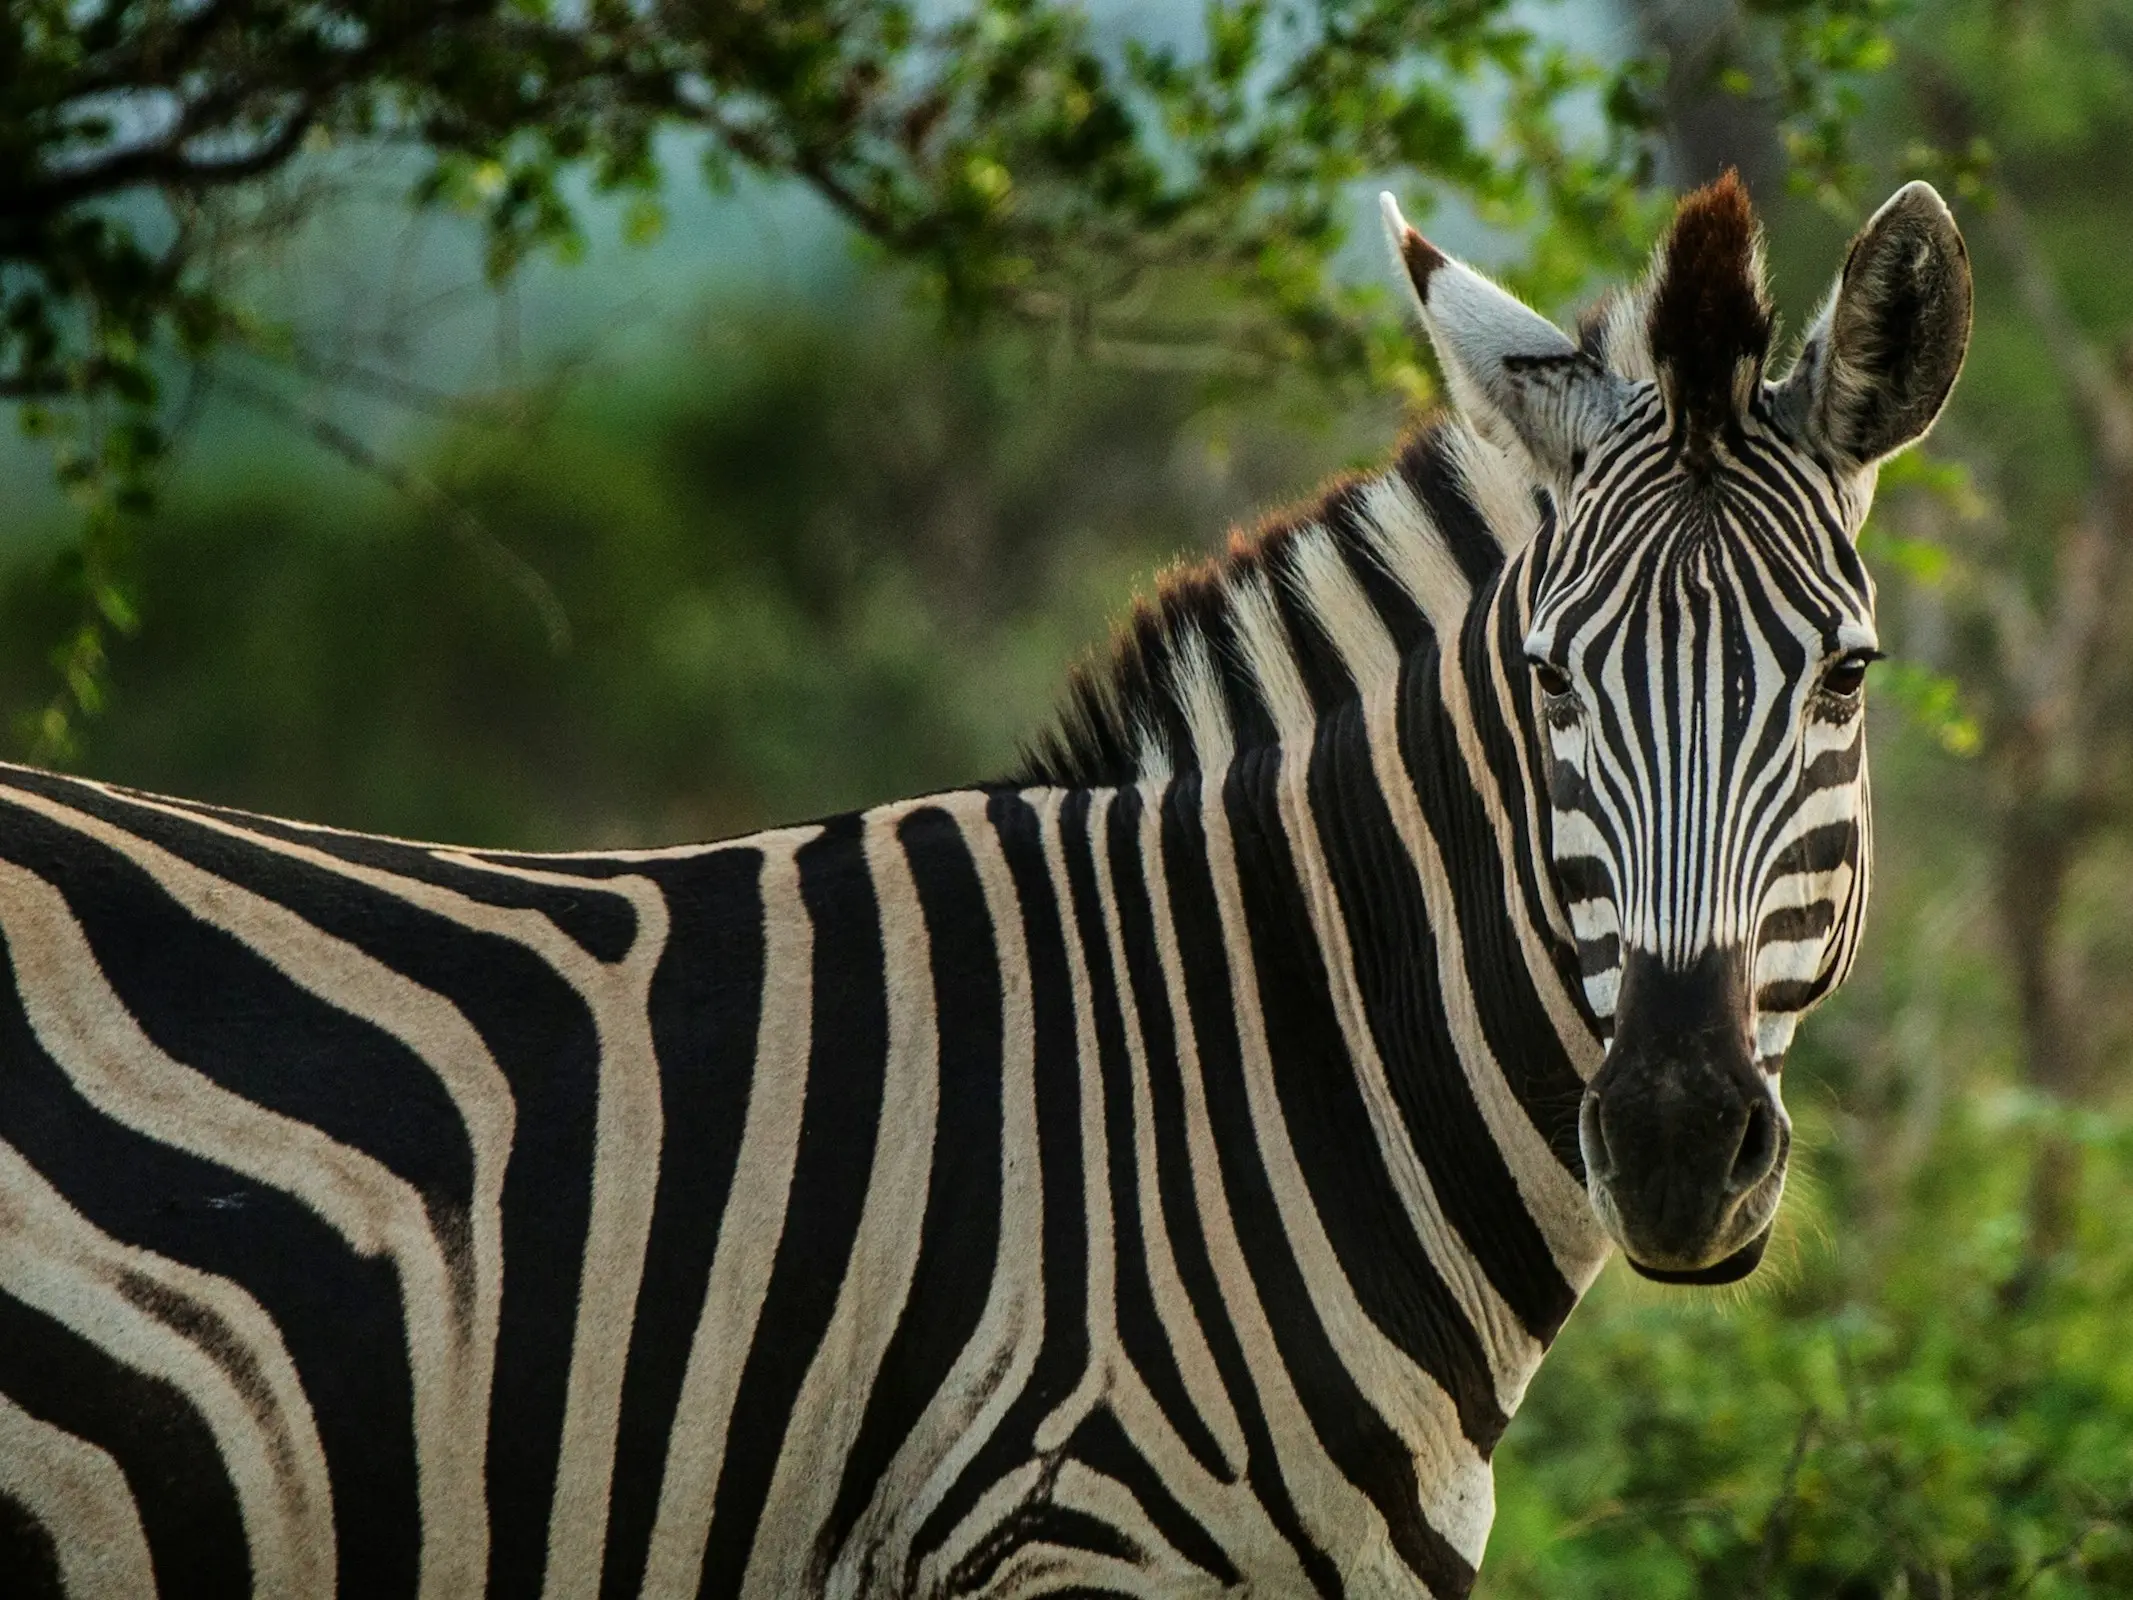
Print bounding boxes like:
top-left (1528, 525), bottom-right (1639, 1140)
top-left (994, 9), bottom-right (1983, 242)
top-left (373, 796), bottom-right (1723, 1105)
top-left (1647, 170), bottom-right (1773, 457)
top-left (1014, 421), bottom-right (1501, 789)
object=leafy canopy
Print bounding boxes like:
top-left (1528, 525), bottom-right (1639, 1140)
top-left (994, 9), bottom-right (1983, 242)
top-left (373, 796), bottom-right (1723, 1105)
top-left (2, 0), bottom-right (1889, 751)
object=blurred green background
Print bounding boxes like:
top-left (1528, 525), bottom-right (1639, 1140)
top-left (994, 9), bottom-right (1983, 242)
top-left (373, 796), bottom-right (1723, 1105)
top-left (8, 0), bottom-right (2133, 1593)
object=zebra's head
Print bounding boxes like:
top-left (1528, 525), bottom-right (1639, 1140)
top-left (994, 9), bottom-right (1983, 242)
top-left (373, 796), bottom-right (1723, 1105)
top-left (1386, 175), bottom-right (1971, 1282)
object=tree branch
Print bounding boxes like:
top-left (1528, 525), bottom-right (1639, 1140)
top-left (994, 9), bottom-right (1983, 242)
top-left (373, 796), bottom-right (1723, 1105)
top-left (214, 368), bottom-right (572, 654)
top-left (1983, 192), bottom-right (2133, 479)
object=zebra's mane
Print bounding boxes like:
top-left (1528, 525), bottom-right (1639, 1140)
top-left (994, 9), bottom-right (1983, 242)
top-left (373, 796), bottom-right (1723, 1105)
top-left (1016, 417), bottom-right (1541, 788)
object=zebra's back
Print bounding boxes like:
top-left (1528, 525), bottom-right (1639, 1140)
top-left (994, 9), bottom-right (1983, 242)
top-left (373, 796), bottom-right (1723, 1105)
top-left (0, 765), bottom-right (1461, 1598)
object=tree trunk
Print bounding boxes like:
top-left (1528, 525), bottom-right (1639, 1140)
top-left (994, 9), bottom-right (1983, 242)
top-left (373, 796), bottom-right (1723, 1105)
top-left (1630, 0), bottom-right (1786, 201)
top-left (1991, 782), bottom-right (2086, 1268)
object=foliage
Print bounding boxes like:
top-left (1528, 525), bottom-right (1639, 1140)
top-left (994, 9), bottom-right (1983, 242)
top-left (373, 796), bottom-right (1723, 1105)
top-left (1475, 0), bottom-right (2133, 1547)
top-left (0, 295), bottom-right (1367, 843)
top-left (0, 0), bottom-right (1618, 750)
top-left (3, 0), bottom-right (1904, 750)
top-left (7, 41), bottom-right (2131, 1583)
top-left (1851, 0), bottom-right (2133, 1125)
top-left (1484, 1093), bottom-right (2133, 1599)
top-left (1858, 452), bottom-right (1986, 757)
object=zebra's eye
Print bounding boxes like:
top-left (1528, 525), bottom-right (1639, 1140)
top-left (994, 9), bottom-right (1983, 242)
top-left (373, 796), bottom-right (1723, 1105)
top-left (1530, 659), bottom-right (1574, 699)
top-left (1820, 650), bottom-right (1879, 700)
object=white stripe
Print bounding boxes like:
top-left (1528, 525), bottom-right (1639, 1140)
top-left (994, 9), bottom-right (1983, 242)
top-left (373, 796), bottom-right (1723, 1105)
top-left (1172, 780), bottom-right (1420, 1589)
top-left (1032, 789), bottom-right (1118, 1453)
top-left (429, 855), bottom-right (671, 1600)
top-left (1079, 781), bottom-right (1270, 1578)
top-left (1173, 627), bottom-right (1236, 772)
top-left (1227, 574), bottom-right (1314, 744)
top-left (741, 803), bottom-right (942, 1598)
top-left (1447, 427), bottom-right (1543, 555)
top-left (1133, 793), bottom-right (1323, 1592)
top-left (642, 828), bottom-right (817, 1598)
top-left (1359, 473), bottom-right (1471, 628)
top-left (1367, 480), bottom-right (1604, 1079)
top-left (0, 1139), bottom-right (335, 1594)
top-left (0, 783), bottom-right (513, 1594)
top-left (1303, 529), bottom-right (1607, 1278)
top-left (16, 779), bottom-right (677, 1597)
top-left (1294, 543), bottom-right (1556, 1404)
top-left (825, 794), bottom-right (1047, 1596)
top-left (0, 1390), bottom-right (156, 1598)
top-left (1235, 720), bottom-right (1498, 1560)
top-left (1111, 785), bottom-right (1246, 1469)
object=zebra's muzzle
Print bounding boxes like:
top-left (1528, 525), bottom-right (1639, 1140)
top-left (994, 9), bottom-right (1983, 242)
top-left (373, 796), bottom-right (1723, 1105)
top-left (1578, 946), bottom-right (1790, 1277)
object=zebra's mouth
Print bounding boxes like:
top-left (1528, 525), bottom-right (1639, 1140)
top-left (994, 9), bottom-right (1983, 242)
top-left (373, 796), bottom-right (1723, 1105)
top-left (1623, 1224), bottom-right (1773, 1285)
top-left (1581, 1150), bottom-right (1788, 1282)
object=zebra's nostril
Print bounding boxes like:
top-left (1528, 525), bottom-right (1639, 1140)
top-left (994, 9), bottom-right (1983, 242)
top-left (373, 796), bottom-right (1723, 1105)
top-left (1728, 1098), bottom-right (1780, 1194)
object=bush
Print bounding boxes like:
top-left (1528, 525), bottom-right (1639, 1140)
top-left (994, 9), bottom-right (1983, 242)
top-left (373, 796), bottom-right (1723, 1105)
top-left (1484, 1097), bottom-right (2133, 1598)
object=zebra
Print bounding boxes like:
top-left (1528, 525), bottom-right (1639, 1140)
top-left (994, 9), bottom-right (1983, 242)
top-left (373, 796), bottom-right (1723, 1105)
top-left (0, 170), bottom-right (1969, 1599)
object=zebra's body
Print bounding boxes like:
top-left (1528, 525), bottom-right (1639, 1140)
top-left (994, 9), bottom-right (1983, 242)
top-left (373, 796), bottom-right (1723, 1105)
top-left (0, 175), bottom-right (1970, 1598)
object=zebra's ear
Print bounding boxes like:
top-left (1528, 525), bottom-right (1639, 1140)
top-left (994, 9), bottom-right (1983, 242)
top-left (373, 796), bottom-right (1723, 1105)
top-left (1781, 181), bottom-right (1973, 469)
top-left (1381, 193), bottom-right (1625, 480)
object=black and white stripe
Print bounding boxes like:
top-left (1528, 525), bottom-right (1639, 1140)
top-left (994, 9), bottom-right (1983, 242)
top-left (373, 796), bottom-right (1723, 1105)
top-left (0, 176), bottom-right (1970, 1596)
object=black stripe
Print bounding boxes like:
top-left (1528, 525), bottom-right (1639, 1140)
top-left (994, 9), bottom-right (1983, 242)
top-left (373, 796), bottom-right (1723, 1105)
top-left (700, 812), bottom-right (888, 1598)
top-left (1452, 599), bottom-right (1595, 1180)
top-left (95, 835), bottom-right (598, 1600)
top-left (0, 807), bottom-right (426, 1597)
top-left (1801, 733), bottom-right (1865, 789)
top-left (0, 771), bottom-right (608, 1600)
top-left (1756, 900), bottom-right (1834, 948)
top-left (1301, 704), bottom-right (1513, 1446)
top-left (1099, 787), bottom-right (1239, 1481)
top-left (1190, 763), bottom-right (1475, 1596)
top-left (818, 808), bottom-right (1005, 1576)
top-left (1390, 667), bottom-right (1581, 1341)
top-left (1157, 774), bottom-right (1361, 1600)
top-left (1267, 545), bottom-right (1358, 719)
top-left (1757, 980), bottom-right (1822, 1014)
top-left (910, 791), bottom-right (1087, 1575)
top-left (947, 1501), bottom-right (1144, 1591)
top-left (1399, 430), bottom-right (1507, 589)
top-left (111, 784), bottom-right (640, 963)
top-left (0, 1491), bottom-right (64, 1600)
top-left (600, 848), bottom-right (766, 1599)
top-left (1067, 1407), bottom-right (1242, 1587)
top-left (0, 1290), bottom-right (249, 1600)
top-left (1488, 564), bottom-right (1595, 1027)
top-left (1200, 608), bottom-right (1281, 758)
top-left (1068, 788), bottom-right (1232, 1481)
top-left (0, 805), bottom-right (478, 1287)
top-left (1323, 481), bottom-right (1433, 659)
top-left (1767, 820), bottom-right (1859, 882)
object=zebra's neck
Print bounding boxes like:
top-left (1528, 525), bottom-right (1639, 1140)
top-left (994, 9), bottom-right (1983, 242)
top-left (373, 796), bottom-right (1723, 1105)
top-left (1177, 551), bottom-right (1613, 1360)
top-left (992, 599), bottom-right (1609, 1586)
top-left (1019, 416), bottom-right (1618, 1479)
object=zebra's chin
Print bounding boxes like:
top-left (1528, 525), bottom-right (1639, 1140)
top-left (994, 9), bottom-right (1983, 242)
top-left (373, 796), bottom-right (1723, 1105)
top-left (1624, 1223), bottom-right (1775, 1285)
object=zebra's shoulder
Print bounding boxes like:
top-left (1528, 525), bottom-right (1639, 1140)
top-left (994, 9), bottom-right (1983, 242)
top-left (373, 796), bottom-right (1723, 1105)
top-left (1015, 417), bottom-right (1544, 789)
